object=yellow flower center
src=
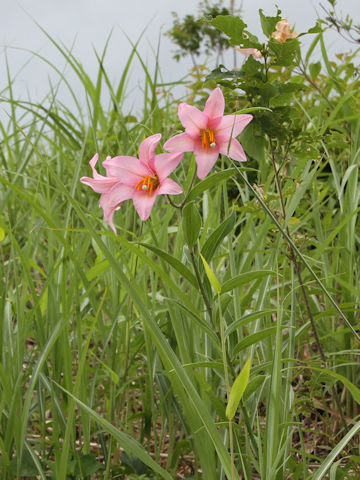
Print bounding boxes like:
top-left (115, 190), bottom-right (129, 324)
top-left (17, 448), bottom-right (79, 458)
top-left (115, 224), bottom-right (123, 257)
top-left (135, 175), bottom-right (159, 195)
top-left (200, 129), bottom-right (216, 151)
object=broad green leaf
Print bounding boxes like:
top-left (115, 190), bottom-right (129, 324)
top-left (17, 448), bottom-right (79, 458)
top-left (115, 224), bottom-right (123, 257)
top-left (259, 8), bottom-right (281, 37)
top-left (268, 38), bottom-right (300, 66)
top-left (269, 92), bottom-right (294, 107)
top-left (201, 211), bottom-right (236, 262)
top-left (238, 123), bottom-right (268, 164)
top-left (306, 21), bottom-right (323, 35)
top-left (0, 227), bottom-right (5, 242)
top-left (186, 169), bottom-right (236, 203)
top-left (200, 253), bottom-right (221, 293)
top-left (75, 453), bottom-right (102, 476)
top-left (221, 270), bottom-right (277, 294)
top-left (226, 358), bottom-right (251, 419)
top-left (182, 201), bottom-right (202, 248)
top-left (309, 61), bottom-right (321, 78)
top-left (211, 15), bottom-right (247, 45)
top-left (10, 450), bottom-right (39, 477)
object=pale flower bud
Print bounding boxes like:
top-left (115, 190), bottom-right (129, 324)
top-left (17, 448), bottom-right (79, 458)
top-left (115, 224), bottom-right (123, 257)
top-left (272, 18), bottom-right (297, 43)
top-left (236, 47), bottom-right (263, 59)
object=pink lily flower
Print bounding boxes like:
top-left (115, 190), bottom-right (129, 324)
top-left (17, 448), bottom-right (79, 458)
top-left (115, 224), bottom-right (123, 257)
top-left (163, 87), bottom-right (253, 179)
top-left (80, 134), bottom-right (183, 232)
top-left (101, 133), bottom-right (183, 227)
top-left (80, 153), bottom-right (131, 233)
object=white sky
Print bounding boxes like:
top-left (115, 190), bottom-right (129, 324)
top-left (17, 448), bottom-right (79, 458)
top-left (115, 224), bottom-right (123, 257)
top-left (0, 0), bottom-right (358, 116)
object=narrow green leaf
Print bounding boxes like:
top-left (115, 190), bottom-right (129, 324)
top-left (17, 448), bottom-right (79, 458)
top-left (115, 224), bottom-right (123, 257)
top-left (226, 358), bottom-right (251, 419)
top-left (58, 174), bottom-right (238, 479)
top-left (138, 242), bottom-right (197, 287)
top-left (169, 299), bottom-right (220, 346)
top-left (200, 253), bottom-right (221, 293)
top-left (182, 202), bottom-right (202, 248)
top-left (225, 309), bottom-right (277, 337)
top-left (233, 107), bottom-right (272, 114)
top-left (311, 367), bottom-right (360, 404)
top-left (186, 169), bottom-right (236, 203)
top-left (242, 375), bottom-right (267, 401)
top-left (232, 327), bottom-right (278, 356)
top-left (54, 383), bottom-right (173, 480)
top-left (313, 421), bottom-right (360, 480)
top-left (221, 270), bottom-right (277, 294)
top-left (201, 211), bottom-right (236, 262)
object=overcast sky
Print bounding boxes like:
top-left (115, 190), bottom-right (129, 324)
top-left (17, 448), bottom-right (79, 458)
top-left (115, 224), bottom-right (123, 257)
top-left (0, 0), bottom-right (358, 116)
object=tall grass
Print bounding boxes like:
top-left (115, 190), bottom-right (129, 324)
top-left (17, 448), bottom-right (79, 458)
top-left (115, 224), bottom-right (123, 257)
top-left (1, 15), bottom-right (360, 480)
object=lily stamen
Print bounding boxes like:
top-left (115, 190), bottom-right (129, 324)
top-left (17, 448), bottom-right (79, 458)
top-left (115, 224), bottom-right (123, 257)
top-left (201, 129), bottom-right (216, 151)
top-left (135, 175), bottom-right (159, 195)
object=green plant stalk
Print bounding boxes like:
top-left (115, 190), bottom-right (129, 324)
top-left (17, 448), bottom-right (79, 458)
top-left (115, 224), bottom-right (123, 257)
top-left (218, 294), bottom-right (234, 479)
top-left (230, 161), bottom-right (360, 345)
top-left (268, 140), bottom-right (349, 434)
top-left (189, 247), bottom-right (214, 326)
top-left (283, 265), bottom-right (296, 477)
top-left (167, 158), bottom-right (198, 209)
top-left (221, 163), bottom-right (241, 322)
top-left (264, 269), bottom-right (282, 480)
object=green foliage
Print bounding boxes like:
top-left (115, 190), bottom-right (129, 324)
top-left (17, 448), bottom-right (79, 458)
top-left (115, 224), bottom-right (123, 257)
top-left (166, 1), bottom-right (232, 62)
top-left (1, 2), bottom-right (360, 479)
top-left (225, 357), bottom-right (251, 419)
top-left (182, 201), bottom-right (202, 248)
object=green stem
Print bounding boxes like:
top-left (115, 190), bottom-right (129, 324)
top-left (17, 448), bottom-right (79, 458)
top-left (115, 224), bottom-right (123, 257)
top-left (167, 159), bottom-right (198, 209)
top-left (268, 140), bottom-right (349, 434)
top-left (218, 294), bottom-right (234, 478)
top-left (231, 160), bottom-right (360, 345)
top-left (189, 247), bottom-right (214, 326)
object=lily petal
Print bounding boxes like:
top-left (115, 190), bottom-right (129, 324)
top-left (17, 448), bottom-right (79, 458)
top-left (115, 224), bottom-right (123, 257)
top-left (216, 114), bottom-right (253, 139)
top-left (100, 184), bottom-right (133, 233)
top-left (154, 152), bottom-right (183, 181)
top-left (163, 132), bottom-right (195, 153)
top-left (80, 154), bottom-right (119, 193)
top-left (157, 178), bottom-right (183, 195)
top-left (194, 151), bottom-right (219, 179)
top-left (203, 87), bottom-right (225, 119)
top-left (89, 154), bottom-right (101, 178)
top-left (219, 137), bottom-right (247, 162)
top-left (80, 175), bottom-right (119, 193)
top-left (178, 103), bottom-right (207, 135)
top-left (132, 191), bottom-right (158, 221)
top-left (139, 133), bottom-right (162, 170)
top-left (103, 156), bottom-right (151, 185)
